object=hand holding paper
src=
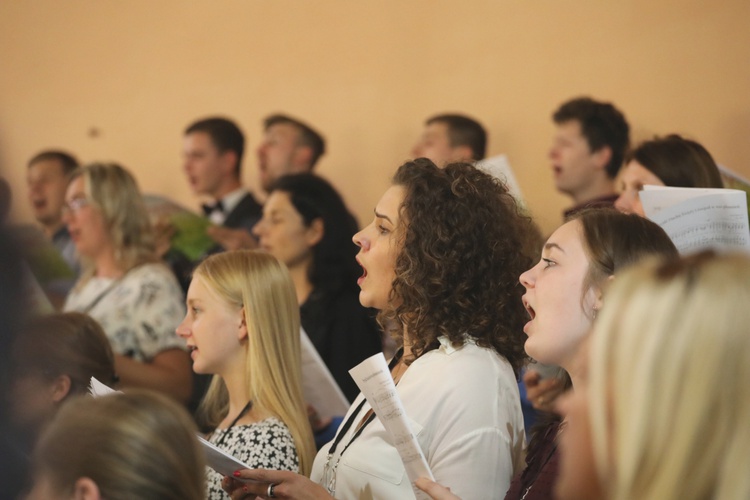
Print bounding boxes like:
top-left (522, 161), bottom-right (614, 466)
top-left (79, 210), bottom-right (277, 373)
top-left (349, 354), bottom-right (434, 500)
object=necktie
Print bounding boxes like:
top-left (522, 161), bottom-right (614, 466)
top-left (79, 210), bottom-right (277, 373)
top-left (201, 199), bottom-right (224, 216)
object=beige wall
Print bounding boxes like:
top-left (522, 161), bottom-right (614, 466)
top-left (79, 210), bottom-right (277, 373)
top-left (1, 0), bottom-right (748, 235)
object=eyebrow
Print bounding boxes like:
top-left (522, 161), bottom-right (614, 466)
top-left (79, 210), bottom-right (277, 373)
top-left (374, 210), bottom-right (393, 224)
top-left (543, 242), bottom-right (565, 254)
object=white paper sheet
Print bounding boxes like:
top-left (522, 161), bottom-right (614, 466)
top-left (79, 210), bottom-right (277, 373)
top-left (88, 377), bottom-right (257, 481)
top-left (476, 154), bottom-right (525, 205)
top-left (640, 186), bottom-right (750, 254)
top-left (198, 436), bottom-right (259, 482)
top-left (299, 327), bottom-right (350, 419)
top-left (348, 354), bottom-right (433, 499)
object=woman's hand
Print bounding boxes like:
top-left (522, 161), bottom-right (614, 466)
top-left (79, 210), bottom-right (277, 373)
top-left (524, 369), bottom-right (565, 413)
top-left (221, 469), bottom-right (332, 500)
top-left (415, 478), bottom-right (461, 500)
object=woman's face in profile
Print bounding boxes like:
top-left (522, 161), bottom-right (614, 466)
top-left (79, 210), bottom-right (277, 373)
top-left (253, 190), bottom-right (320, 270)
top-left (352, 185), bottom-right (405, 310)
top-left (614, 160), bottom-right (665, 217)
top-left (519, 219), bottom-right (599, 368)
top-left (62, 176), bottom-right (110, 260)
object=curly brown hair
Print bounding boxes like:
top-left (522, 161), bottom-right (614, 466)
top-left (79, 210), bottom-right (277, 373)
top-left (383, 159), bottom-right (539, 376)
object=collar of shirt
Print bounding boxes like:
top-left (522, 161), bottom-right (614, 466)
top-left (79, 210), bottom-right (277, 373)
top-left (209, 187), bottom-right (249, 226)
top-left (437, 334), bottom-right (474, 355)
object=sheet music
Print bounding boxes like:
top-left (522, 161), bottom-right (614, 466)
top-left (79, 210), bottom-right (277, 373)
top-left (88, 377), bottom-right (257, 481)
top-left (349, 354), bottom-right (434, 499)
top-left (640, 186), bottom-right (750, 254)
top-left (299, 328), bottom-right (350, 419)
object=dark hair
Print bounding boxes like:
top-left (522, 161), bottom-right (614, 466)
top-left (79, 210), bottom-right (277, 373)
top-left (269, 173), bottom-right (359, 296)
top-left (185, 117), bottom-right (245, 176)
top-left (264, 114), bottom-right (326, 168)
top-left (553, 97), bottom-right (630, 178)
top-left (388, 159), bottom-right (539, 376)
top-left (627, 134), bottom-right (723, 189)
top-left (12, 312), bottom-right (117, 396)
top-left (426, 114), bottom-right (487, 161)
top-left (569, 208), bottom-right (679, 299)
top-left (27, 150), bottom-right (79, 175)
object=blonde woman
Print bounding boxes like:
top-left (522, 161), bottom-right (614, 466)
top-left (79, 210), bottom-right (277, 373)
top-left (26, 390), bottom-right (205, 500)
top-left (176, 250), bottom-right (315, 498)
top-left (556, 252), bottom-right (750, 500)
top-left (62, 163), bottom-right (191, 402)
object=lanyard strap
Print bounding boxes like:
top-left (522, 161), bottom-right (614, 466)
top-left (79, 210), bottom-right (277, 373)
top-left (213, 400), bottom-right (253, 449)
top-left (79, 264), bottom-right (141, 314)
top-left (328, 348), bottom-right (404, 457)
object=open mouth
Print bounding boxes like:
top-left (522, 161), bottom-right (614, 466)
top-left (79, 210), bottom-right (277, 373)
top-left (523, 298), bottom-right (536, 320)
top-left (356, 257), bottom-right (367, 284)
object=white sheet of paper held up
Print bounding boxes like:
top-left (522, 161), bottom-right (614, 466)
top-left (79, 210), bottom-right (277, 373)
top-left (88, 377), bottom-right (257, 482)
top-left (299, 327), bottom-right (350, 420)
top-left (349, 354), bottom-right (434, 499)
top-left (640, 186), bottom-right (750, 254)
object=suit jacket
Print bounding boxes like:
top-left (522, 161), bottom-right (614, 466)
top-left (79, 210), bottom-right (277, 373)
top-left (203, 192), bottom-right (263, 257)
top-left (222, 192), bottom-right (263, 233)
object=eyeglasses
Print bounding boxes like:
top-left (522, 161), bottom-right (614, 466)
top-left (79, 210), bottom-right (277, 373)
top-left (62, 196), bottom-right (91, 215)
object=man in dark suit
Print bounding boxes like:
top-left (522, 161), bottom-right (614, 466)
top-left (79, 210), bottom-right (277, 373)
top-left (182, 117), bottom-right (262, 250)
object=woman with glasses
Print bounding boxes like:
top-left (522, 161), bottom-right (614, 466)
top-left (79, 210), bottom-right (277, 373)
top-left (62, 163), bottom-right (192, 403)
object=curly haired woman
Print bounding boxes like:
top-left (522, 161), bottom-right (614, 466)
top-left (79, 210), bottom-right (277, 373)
top-left (224, 158), bottom-right (540, 499)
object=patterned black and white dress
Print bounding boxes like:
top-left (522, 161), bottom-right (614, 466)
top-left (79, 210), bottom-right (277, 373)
top-left (206, 417), bottom-right (299, 500)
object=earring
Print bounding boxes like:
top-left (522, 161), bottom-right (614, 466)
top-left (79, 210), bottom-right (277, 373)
top-left (592, 308), bottom-right (598, 320)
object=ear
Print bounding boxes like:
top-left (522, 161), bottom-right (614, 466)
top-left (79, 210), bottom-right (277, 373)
top-left (50, 374), bottom-right (72, 404)
top-left (592, 277), bottom-right (613, 312)
top-left (592, 145), bottom-right (613, 171)
top-left (237, 307), bottom-right (248, 341)
top-left (292, 146), bottom-right (313, 172)
top-left (451, 145), bottom-right (475, 163)
top-left (305, 218), bottom-right (324, 247)
top-left (72, 477), bottom-right (102, 500)
top-left (220, 150), bottom-right (239, 178)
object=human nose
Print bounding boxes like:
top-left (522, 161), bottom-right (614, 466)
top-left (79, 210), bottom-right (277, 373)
top-left (519, 265), bottom-right (536, 288)
top-left (614, 191), bottom-right (632, 214)
top-left (353, 226), bottom-right (370, 250)
top-left (61, 203), bottom-right (74, 224)
top-left (175, 315), bottom-right (191, 339)
top-left (252, 219), bottom-right (266, 237)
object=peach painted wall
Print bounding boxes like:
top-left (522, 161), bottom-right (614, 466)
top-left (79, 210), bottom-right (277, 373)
top-left (1, 0), bottom-right (748, 235)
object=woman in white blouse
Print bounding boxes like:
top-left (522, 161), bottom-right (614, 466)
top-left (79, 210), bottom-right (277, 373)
top-left (224, 159), bottom-right (540, 499)
top-left (63, 163), bottom-right (191, 402)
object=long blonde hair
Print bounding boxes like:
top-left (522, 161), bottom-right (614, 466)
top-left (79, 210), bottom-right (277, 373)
top-left (71, 162), bottom-right (157, 284)
top-left (589, 252), bottom-right (750, 500)
top-left (194, 250), bottom-right (315, 475)
top-left (32, 390), bottom-right (205, 500)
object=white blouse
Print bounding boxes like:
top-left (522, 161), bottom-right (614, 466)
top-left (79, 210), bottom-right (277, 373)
top-left (64, 263), bottom-right (185, 361)
top-left (310, 337), bottom-right (526, 499)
